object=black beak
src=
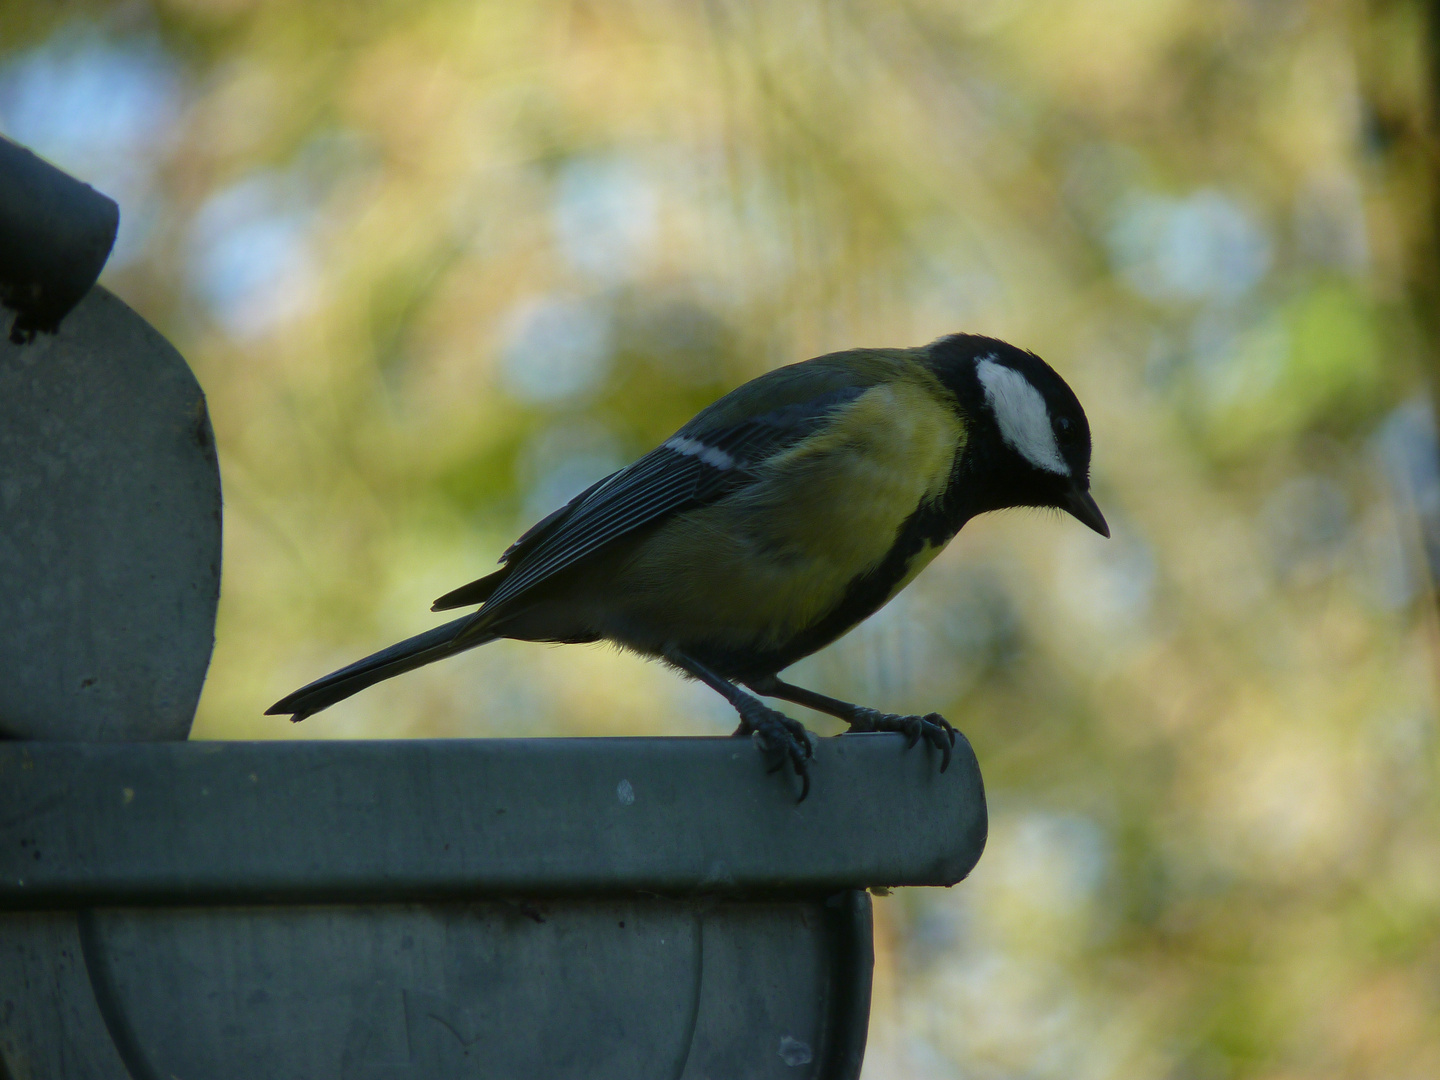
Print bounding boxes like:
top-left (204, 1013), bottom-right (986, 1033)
top-left (1061, 486), bottom-right (1109, 538)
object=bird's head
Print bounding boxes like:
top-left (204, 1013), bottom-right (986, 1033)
top-left (928, 333), bottom-right (1108, 537)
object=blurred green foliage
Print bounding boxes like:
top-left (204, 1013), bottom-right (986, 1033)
top-left (3, 0), bottom-right (1439, 1075)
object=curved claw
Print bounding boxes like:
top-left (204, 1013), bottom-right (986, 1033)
top-left (846, 708), bottom-right (956, 774)
top-left (777, 712), bottom-right (816, 759)
top-left (921, 713), bottom-right (955, 773)
top-left (892, 715), bottom-right (917, 749)
top-left (743, 706), bottom-right (814, 801)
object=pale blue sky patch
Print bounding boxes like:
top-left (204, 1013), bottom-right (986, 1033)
top-left (0, 26), bottom-right (185, 268)
top-left (1054, 519), bottom-right (1156, 638)
top-left (500, 294), bottom-right (613, 403)
top-left (1186, 307), bottom-right (1289, 411)
top-left (516, 419), bottom-right (625, 523)
top-left (1372, 398), bottom-right (1440, 606)
top-left (187, 172), bottom-right (319, 338)
top-left (1108, 189), bottom-right (1272, 303)
top-left (1000, 810), bottom-right (1111, 917)
top-left (1374, 399), bottom-right (1440, 520)
top-left (552, 155), bottom-right (658, 282)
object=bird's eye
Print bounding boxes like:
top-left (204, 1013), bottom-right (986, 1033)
top-left (1054, 416), bottom-right (1077, 444)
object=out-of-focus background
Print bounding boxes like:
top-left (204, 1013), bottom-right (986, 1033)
top-left (5, 0), bottom-right (1439, 1074)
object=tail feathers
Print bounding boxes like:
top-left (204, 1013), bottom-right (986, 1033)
top-left (266, 615), bottom-right (496, 722)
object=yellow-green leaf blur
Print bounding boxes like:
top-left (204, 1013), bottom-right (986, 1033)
top-left (4, 1), bottom-right (1437, 1075)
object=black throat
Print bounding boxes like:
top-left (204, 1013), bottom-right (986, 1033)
top-left (710, 456), bottom-right (978, 682)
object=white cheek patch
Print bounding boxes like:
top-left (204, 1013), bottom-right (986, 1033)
top-left (976, 357), bottom-right (1069, 475)
top-left (665, 435), bottom-right (737, 470)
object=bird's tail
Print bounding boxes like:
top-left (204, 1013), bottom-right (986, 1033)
top-left (265, 615), bottom-right (497, 722)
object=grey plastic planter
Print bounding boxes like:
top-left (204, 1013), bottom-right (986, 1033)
top-left (0, 736), bottom-right (986, 1079)
top-left (0, 285), bottom-right (221, 743)
top-left (0, 139), bottom-right (989, 1080)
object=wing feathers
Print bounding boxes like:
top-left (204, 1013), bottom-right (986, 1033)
top-left (463, 378), bottom-right (875, 624)
top-left (431, 566), bottom-right (509, 611)
top-left (476, 450), bottom-right (710, 612)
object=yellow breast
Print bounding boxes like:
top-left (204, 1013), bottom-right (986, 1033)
top-left (617, 376), bottom-right (964, 649)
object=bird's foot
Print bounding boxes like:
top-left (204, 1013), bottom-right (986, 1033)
top-left (735, 703), bottom-right (814, 801)
top-left (845, 708), bottom-right (956, 772)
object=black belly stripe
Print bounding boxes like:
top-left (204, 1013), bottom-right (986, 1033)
top-left (695, 492), bottom-right (967, 679)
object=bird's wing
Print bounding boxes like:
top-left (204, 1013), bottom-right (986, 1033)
top-left (451, 356), bottom-right (904, 622)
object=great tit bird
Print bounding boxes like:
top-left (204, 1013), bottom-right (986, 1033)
top-left (269, 333), bottom-right (1107, 799)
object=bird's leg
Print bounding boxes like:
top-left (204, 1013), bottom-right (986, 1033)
top-left (665, 650), bottom-right (814, 801)
top-left (746, 674), bottom-right (956, 773)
